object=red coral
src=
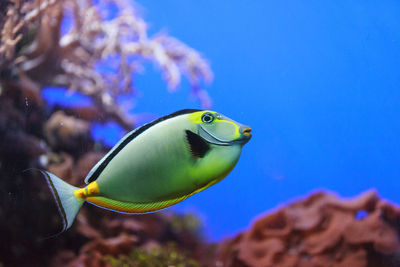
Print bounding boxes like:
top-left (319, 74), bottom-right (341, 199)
top-left (217, 191), bottom-right (400, 267)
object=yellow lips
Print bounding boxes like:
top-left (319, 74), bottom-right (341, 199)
top-left (243, 127), bottom-right (252, 138)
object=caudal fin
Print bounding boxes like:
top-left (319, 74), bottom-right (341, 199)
top-left (40, 170), bottom-right (84, 232)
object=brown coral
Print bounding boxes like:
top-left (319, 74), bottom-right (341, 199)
top-left (216, 191), bottom-right (400, 267)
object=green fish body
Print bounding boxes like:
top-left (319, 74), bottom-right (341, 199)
top-left (42, 109), bottom-right (251, 232)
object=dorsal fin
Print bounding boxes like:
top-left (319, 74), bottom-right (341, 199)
top-left (85, 109), bottom-right (202, 184)
top-left (185, 130), bottom-right (210, 158)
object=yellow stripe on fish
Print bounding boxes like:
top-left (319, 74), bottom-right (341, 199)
top-left (74, 181), bottom-right (99, 200)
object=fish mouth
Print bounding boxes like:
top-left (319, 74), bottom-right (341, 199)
top-left (242, 127), bottom-right (252, 138)
top-left (234, 127), bottom-right (252, 145)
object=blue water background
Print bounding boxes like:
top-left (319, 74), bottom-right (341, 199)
top-left (43, 1), bottom-right (400, 240)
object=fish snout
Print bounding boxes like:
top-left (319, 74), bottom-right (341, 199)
top-left (239, 126), bottom-right (252, 143)
top-left (242, 127), bottom-right (252, 137)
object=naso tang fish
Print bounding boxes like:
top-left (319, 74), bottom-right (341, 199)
top-left (41, 109), bottom-right (252, 232)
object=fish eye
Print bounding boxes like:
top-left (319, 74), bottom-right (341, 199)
top-left (201, 113), bottom-right (215, 123)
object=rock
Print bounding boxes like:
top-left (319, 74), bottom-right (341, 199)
top-left (44, 111), bottom-right (91, 154)
top-left (217, 191), bottom-right (400, 267)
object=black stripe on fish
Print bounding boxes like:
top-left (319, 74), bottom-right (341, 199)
top-left (185, 130), bottom-right (210, 158)
top-left (86, 109), bottom-right (202, 183)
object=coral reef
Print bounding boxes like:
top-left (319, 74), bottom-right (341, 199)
top-left (47, 207), bottom-right (209, 266)
top-left (1, 0), bottom-right (212, 130)
top-left (216, 191), bottom-right (400, 267)
top-left (0, 1), bottom-right (212, 266)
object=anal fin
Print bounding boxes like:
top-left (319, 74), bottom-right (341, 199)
top-left (86, 195), bottom-right (189, 214)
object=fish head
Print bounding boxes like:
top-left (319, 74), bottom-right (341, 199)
top-left (186, 110), bottom-right (252, 191)
top-left (188, 110), bottom-right (252, 146)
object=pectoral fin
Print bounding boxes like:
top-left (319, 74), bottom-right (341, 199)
top-left (185, 130), bottom-right (210, 158)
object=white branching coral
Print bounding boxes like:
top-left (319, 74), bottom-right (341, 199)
top-left (0, 0), bottom-right (213, 129)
